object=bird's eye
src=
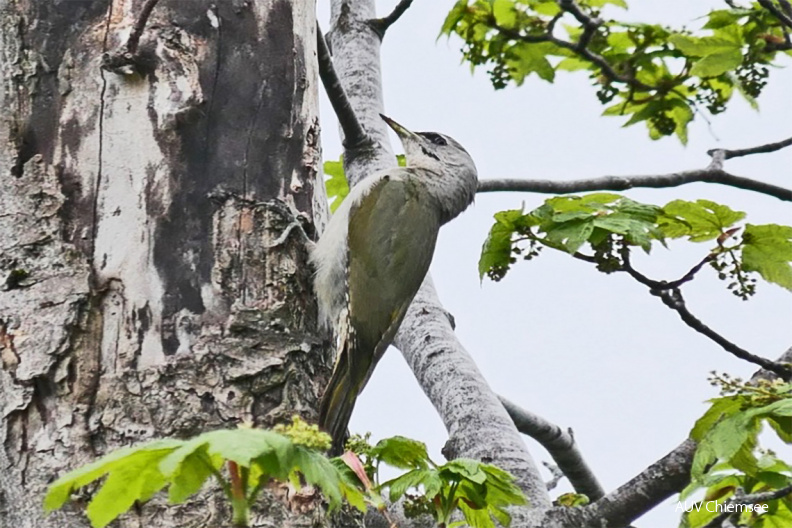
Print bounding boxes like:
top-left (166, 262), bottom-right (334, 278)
top-left (421, 132), bottom-right (447, 146)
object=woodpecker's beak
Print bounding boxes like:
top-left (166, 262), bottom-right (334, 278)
top-left (380, 114), bottom-right (418, 140)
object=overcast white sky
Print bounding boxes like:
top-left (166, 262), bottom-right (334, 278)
top-left (317, 2), bottom-right (792, 526)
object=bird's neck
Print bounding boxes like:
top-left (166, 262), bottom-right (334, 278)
top-left (419, 171), bottom-right (477, 225)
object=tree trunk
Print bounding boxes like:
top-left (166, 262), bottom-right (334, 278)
top-left (0, 1), bottom-right (328, 526)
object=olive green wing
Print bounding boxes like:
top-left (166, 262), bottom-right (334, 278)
top-left (346, 174), bottom-right (441, 387)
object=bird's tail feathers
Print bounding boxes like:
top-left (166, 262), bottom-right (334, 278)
top-left (318, 368), bottom-right (357, 455)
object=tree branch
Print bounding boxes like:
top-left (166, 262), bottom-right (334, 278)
top-left (490, 0), bottom-right (652, 91)
top-left (370, 0), bottom-right (415, 38)
top-left (102, 0), bottom-right (162, 74)
top-left (568, 346), bottom-right (792, 527)
top-left (618, 249), bottom-right (715, 291)
top-left (707, 134), bottom-right (792, 163)
top-left (126, 0), bottom-right (161, 55)
top-left (780, 0), bottom-right (792, 18)
top-left (616, 248), bottom-right (791, 378)
top-left (316, 24), bottom-right (370, 150)
top-left (477, 168), bottom-right (792, 202)
top-left (395, 279), bottom-right (553, 517)
top-left (328, 0), bottom-right (550, 523)
top-left (653, 288), bottom-right (792, 380)
top-left (575, 440), bottom-right (698, 528)
top-left (501, 396), bottom-right (605, 501)
top-left (702, 484), bottom-right (792, 528)
top-left (758, 0), bottom-right (792, 28)
top-left (494, 22), bottom-right (651, 91)
top-left (480, 133), bottom-right (792, 201)
top-left (559, 0), bottom-right (602, 50)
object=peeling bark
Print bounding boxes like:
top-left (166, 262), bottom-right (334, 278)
top-left (1, 1), bottom-right (328, 527)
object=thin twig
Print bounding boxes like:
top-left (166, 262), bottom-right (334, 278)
top-left (615, 246), bottom-right (792, 379)
top-left (577, 348), bottom-right (792, 527)
top-left (487, 0), bottom-right (651, 90)
top-left (316, 24), bottom-right (369, 149)
top-left (126, 0), bottom-right (161, 55)
top-left (758, 0), bottom-right (792, 28)
top-left (779, 0), bottom-right (792, 18)
top-left (495, 23), bottom-right (651, 90)
top-left (707, 134), bottom-right (792, 162)
top-left (477, 168), bottom-right (792, 202)
top-left (559, 0), bottom-right (602, 50)
top-left (654, 288), bottom-right (792, 380)
top-left (501, 396), bottom-right (605, 501)
top-left (370, 0), bottom-right (415, 38)
top-left (619, 248), bottom-right (715, 291)
top-left (702, 484), bottom-right (792, 528)
top-left (101, 0), bottom-right (161, 74)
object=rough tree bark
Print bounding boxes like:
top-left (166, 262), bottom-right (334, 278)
top-left (7, 1), bottom-right (770, 527)
top-left (0, 1), bottom-right (330, 527)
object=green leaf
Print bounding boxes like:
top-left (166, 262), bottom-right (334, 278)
top-left (546, 193), bottom-right (622, 212)
top-left (46, 428), bottom-right (362, 526)
top-left (479, 209), bottom-right (523, 280)
top-left (371, 436), bottom-right (430, 470)
top-left (457, 500), bottom-right (496, 528)
top-left (668, 35), bottom-right (741, 57)
top-left (768, 414), bottom-right (792, 443)
top-left (44, 439), bottom-right (182, 513)
top-left (593, 215), bottom-right (653, 251)
top-left (556, 56), bottom-right (590, 71)
top-left (506, 42), bottom-right (556, 84)
top-left (691, 397), bottom-right (743, 441)
top-left (324, 156), bottom-right (349, 213)
top-left (757, 505), bottom-right (792, 528)
top-left (659, 199), bottom-right (745, 242)
top-left (439, 459), bottom-right (488, 484)
top-left (197, 429), bottom-right (295, 471)
top-left (689, 49), bottom-right (743, 77)
top-left (164, 447), bottom-right (220, 504)
top-left (382, 469), bottom-right (443, 502)
top-left (330, 457), bottom-right (370, 510)
top-left (479, 464), bottom-right (528, 507)
top-left (543, 218), bottom-right (594, 253)
top-left (588, 0), bottom-right (628, 8)
top-left (742, 224), bottom-right (792, 290)
top-left (291, 446), bottom-right (348, 510)
top-left (87, 453), bottom-right (171, 528)
top-left (533, 1), bottom-right (561, 17)
top-left (440, 1), bottom-right (468, 36)
top-left (493, 0), bottom-right (517, 29)
top-left (704, 9), bottom-right (752, 30)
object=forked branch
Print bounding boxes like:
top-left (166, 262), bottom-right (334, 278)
top-left (316, 25), bottom-right (370, 149)
top-left (479, 135), bottom-right (792, 202)
top-left (370, 0), bottom-right (415, 38)
top-left (501, 396), bottom-right (605, 501)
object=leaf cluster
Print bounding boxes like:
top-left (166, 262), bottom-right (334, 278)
top-left (44, 423), bottom-right (528, 528)
top-left (441, 0), bottom-right (792, 142)
top-left (680, 377), bottom-right (792, 527)
top-left (479, 193), bottom-right (792, 297)
top-left (345, 435), bottom-right (529, 528)
top-left (44, 423), bottom-right (362, 528)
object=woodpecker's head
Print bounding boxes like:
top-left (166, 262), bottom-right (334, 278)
top-left (380, 114), bottom-right (478, 223)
